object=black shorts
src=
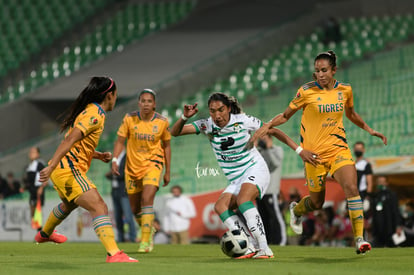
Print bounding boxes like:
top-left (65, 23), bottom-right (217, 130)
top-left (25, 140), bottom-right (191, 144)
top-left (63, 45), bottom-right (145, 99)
top-left (29, 188), bottom-right (45, 207)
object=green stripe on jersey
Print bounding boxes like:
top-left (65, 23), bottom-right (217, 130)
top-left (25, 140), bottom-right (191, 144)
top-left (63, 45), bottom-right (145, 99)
top-left (228, 161), bottom-right (256, 182)
top-left (220, 157), bottom-right (253, 169)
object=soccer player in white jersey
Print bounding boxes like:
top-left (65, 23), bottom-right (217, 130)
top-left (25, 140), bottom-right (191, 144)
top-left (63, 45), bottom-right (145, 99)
top-left (171, 92), bottom-right (317, 259)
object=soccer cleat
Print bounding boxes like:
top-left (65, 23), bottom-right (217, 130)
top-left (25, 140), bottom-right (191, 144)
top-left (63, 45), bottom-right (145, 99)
top-left (355, 237), bottom-right (371, 255)
top-left (35, 230), bottom-right (67, 244)
top-left (234, 247), bottom-right (257, 259)
top-left (252, 247), bottom-right (274, 259)
top-left (138, 241), bottom-right (152, 253)
top-left (106, 250), bottom-right (139, 263)
top-left (149, 226), bottom-right (156, 252)
top-left (289, 202), bottom-right (303, 235)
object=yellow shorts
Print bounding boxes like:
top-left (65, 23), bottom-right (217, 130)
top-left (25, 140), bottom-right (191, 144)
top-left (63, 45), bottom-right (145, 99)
top-left (50, 167), bottom-right (96, 202)
top-left (125, 168), bottom-right (162, 195)
top-left (304, 149), bottom-right (354, 193)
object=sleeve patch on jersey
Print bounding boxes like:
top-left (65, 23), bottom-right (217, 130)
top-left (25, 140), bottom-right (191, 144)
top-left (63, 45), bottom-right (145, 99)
top-left (89, 116), bottom-right (99, 125)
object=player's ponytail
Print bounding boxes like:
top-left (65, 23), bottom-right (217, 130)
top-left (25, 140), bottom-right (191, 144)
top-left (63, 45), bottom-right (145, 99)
top-left (58, 76), bottom-right (116, 132)
top-left (208, 92), bottom-right (242, 114)
top-left (315, 50), bottom-right (337, 68)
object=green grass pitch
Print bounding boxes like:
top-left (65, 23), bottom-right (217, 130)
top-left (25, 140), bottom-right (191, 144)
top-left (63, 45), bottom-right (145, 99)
top-left (1, 242), bottom-right (413, 275)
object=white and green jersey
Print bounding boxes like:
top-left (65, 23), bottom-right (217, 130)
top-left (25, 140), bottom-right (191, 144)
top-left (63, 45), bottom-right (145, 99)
top-left (192, 113), bottom-right (267, 183)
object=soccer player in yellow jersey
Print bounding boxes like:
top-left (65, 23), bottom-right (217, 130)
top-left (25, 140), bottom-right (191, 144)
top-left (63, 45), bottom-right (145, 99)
top-left (112, 89), bottom-right (171, 253)
top-left (253, 51), bottom-right (387, 254)
top-left (35, 77), bottom-right (138, 263)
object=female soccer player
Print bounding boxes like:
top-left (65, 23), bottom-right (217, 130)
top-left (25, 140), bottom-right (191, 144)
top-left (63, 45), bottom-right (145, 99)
top-left (35, 77), bottom-right (138, 263)
top-left (112, 89), bottom-right (171, 253)
top-left (253, 51), bottom-right (387, 254)
top-left (171, 92), bottom-right (317, 259)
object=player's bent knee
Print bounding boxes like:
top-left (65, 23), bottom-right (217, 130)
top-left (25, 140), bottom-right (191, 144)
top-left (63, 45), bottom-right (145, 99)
top-left (214, 201), bottom-right (226, 215)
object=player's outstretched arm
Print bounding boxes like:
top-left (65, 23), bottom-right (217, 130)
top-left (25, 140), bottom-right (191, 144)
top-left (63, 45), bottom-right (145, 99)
top-left (268, 128), bottom-right (320, 166)
top-left (171, 103), bottom-right (198, 136)
top-left (251, 107), bottom-right (296, 144)
top-left (345, 106), bottom-right (388, 145)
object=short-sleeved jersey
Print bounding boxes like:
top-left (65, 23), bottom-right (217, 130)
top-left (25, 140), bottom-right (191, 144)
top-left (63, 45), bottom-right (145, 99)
top-left (117, 111), bottom-right (171, 179)
top-left (192, 113), bottom-right (265, 183)
top-left (289, 80), bottom-right (354, 159)
top-left (58, 103), bottom-right (106, 172)
top-left (355, 159), bottom-right (373, 192)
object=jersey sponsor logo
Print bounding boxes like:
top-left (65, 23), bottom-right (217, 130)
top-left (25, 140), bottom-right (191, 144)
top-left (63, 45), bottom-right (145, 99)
top-left (220, 137), bottom-right (235, 150)
top-left (89, 116), bottom-right (98, 125)
top-left (317, 102), bottom-right (344, 113)
top-left (200, 123), bottom-right (207, 131)
top-left (220, 154), bottom-right (241, 161)
top-left (322, 118), bottom-right (338, 127)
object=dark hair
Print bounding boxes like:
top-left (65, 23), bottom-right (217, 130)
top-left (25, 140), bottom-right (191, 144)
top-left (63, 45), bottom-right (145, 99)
top-left (32, 146), bottom-right (40, 154)
top-left (139, 89), bottom-right (156, 101)
top-left (170, 185), bottom-right (183, 193)
top-left (207, 92), bottom-right (242, 114)
top-left (59, 76), bottom-right (116, 133)
top-left (354, 141), bottom-right (365, 147)
top-left (314, 50), bottom-right (337, 68)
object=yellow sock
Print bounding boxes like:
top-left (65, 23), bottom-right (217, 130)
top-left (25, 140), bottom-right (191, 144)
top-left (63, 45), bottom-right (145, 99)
top-left (294, 195), bottom-right (316, 216)
top-left (93, 215), bottom-right (119, 256)
top-left (347, 196), bottom-right (364, 239)
top-left (42, 203), bottom-right (69, 236)
top-left (140, 206), bottom-right (154, 243)
top-left (135, 212), bottom-right (142, 227)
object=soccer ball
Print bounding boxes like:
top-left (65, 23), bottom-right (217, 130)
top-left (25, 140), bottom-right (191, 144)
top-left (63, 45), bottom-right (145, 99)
top-left (220, 229), bottom-right (249, 258)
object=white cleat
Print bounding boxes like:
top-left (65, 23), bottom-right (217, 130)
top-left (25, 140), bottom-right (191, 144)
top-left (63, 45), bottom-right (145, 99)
top-left (252, 247), bottom-right (274, 259)
top-left (289, 202), bottom-right (303, 235)
top-left (355, 237), bottom-right (371, 255)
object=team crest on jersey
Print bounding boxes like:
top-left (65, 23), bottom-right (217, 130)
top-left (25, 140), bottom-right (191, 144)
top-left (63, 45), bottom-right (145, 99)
top-left (134, 126), bottom-right (138, 130)
top-left (233, 123), bottom-right (242, 133)
top-left (200, 123), bottom-right (207, 131)
top-left (317, 97), bottom-right (322, 101)
top-left (153, 125), bottom-right (158, 133)
top-left (89, 116), bottom-right (98, 125)
top-left (337, 92), bottom-right (343, 100)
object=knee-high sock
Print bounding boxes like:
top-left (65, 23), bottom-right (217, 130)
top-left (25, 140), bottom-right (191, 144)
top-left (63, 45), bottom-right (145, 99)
top-left (134, 212), bottom-right (142, 227)
top-left (347, 196), bottom-right (364, 239)
top-left (93, 215), bottom-right (119, 256)
top-left (140, 206), bottom-right (154, 243)
top-left (42, 203), bottom-right (70, 236)
top-left (219, 209), bottom-right (258, 248)
top-left (239, 201), bottom-right (268, 250)
top-left (293, 196), bottom-right (316, 217)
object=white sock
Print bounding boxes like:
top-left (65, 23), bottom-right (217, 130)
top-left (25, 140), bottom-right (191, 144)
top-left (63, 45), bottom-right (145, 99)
top-left (223, 214), bottom-right (258, 249)
top-left (240, 202), bottom-right (268, 250)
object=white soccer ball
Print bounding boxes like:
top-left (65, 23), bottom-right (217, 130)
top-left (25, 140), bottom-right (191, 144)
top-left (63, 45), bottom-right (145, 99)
top-left (220, 229), bottom-right (249, 258)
